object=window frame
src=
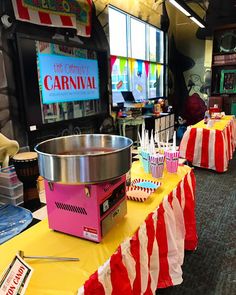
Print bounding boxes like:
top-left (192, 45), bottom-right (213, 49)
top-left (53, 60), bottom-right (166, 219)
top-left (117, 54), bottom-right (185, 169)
top-left (108, 5), bottom-right (168, 105)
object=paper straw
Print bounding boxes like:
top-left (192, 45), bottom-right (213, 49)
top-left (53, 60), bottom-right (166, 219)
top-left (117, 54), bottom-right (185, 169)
top-left (172, 131), bottom-right (176, 151)
top-left (145, 130), bottom-right (149, 151)
top-left (156, 131), bottom-right (161, 150)
top-left (141, 123), bottom-right (145, 149)
top-left (154, 130), bottom-right (160, 149)
top-left (166, 130), bottom-right (169, 150)
top-left (150, 130), bottom-right (155, 155)
top-left (154, 131), bottom-right (157, 146)
top-left (138, 131), bottom-right (142, 147)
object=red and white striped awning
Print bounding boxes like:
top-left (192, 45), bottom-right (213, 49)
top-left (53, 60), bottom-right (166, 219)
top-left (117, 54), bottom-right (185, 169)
top-left (11, 0), bottom-right (92, 37)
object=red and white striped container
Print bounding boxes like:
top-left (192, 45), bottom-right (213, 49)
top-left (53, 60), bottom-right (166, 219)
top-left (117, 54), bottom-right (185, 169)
top-left (164, 150), bottom-right (180, 173)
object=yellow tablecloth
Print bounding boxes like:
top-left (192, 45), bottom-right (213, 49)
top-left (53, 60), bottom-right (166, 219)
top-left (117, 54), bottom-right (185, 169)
top-left (0, 162), bottom-right (191, 295)
top-left (193, 115), bottom-right (234, 131)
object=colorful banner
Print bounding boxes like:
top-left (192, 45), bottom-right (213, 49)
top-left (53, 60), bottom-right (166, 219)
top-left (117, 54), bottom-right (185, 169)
top-left (137, 60), bottom-right (143, 76)
top-left (144, 61), bottom-right (149, 77)
top-left (150, 63), bottom-right (156, 76)
top-left (156, 64), bottom-right (162, 78)
top-left (38, 53), bottom-right (99, 104)
top-left (119, 57), bottom-right (126, 75)
top-left (110, 56), bottom-right (117, 72)
top-left (128, 58), bottom-right (136, 75)
top-left (11, 0), bottom-right (92, 37)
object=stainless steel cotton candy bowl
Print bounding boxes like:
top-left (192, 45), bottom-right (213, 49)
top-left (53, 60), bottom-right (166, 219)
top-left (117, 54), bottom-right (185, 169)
top-left (34, 134), bottom-right (133, 184)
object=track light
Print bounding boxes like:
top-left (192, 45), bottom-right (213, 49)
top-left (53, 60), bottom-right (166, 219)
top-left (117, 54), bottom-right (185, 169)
top-left (190, 16), bottom-right (205, 28)
top-left (169, 0), bottom-right (191, 17)
top-left (168, 0), bottom-right (206, 28)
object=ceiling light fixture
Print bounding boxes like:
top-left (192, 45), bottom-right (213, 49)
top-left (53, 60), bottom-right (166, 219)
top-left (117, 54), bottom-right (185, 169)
top-left (168, 0), bottom-right (206, 28)
top-left (169, 0), bottom-right (191, 16)
top-left (190, 16), bottom-right (205, 28)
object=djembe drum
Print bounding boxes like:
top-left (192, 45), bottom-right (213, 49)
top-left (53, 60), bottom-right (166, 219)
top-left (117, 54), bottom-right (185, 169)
top-left (12, 152), bottom-right (41, 210)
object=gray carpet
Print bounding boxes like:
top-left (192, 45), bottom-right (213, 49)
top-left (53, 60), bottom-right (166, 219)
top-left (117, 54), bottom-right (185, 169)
top-left (157, 153), bottom-right (236, 295)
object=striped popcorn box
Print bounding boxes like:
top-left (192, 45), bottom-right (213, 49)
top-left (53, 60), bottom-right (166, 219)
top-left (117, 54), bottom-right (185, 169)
top-left (131, 178), bottom-right (160, 189)
top-left (126, 185), bottom-right (153, 202)
top-left (149, 154), bottom-right (165, 178)
top-left (164, 150), bottom-right (180, 173)
top-left (127, 178), bottom-right (161, 202)
top-left (141, 150), bottom-right (150, 173)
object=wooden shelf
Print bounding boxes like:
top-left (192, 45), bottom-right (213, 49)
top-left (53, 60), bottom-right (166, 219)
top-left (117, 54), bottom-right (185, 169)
top-left (212, 63), bottom-right (236, 67)
top-left (213, 51), bottom-right (236, 56)
top-left (211, 26), bottom-right (236, 115)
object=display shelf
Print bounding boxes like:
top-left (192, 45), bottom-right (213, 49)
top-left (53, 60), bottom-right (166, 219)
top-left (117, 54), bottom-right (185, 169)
top-left (212, 62), bottom-right (236, 67)
top-left (211, 25), bottom-right (236, 115)
top-left (212, 53), bottom-right (236, 67)
top-left (212, 51), bottom-right (236, 56)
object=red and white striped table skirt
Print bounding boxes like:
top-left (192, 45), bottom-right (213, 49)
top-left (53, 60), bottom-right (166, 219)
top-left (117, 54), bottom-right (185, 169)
top-left (179, 117), bottom-right (236, 172)
top-left (78, 169), bottom-right (197, 294)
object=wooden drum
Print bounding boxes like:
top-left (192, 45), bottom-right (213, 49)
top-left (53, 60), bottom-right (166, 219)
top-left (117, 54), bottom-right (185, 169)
top-left (13, 152), bottom-right (41, 210)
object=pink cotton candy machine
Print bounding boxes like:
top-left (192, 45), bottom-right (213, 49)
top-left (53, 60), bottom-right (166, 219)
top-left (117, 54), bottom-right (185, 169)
top-left (35, 134), bottom-right (133, 242)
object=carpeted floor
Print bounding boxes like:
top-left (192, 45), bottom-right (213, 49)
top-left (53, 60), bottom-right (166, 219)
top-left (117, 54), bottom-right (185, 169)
top-left (157, 153), bottom-right (236, 295)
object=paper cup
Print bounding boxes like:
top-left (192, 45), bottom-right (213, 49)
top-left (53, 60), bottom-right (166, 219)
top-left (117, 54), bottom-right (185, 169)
top-left (149, 154), bottom-right (165, 178)
top-left (141, 150), bottom-right (150, 173)
top-left (164, 150), bottom-right (180, 173)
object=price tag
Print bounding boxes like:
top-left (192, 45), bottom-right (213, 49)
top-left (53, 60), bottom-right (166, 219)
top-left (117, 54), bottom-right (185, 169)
top-left (0, 255), bottom-right (33, 295)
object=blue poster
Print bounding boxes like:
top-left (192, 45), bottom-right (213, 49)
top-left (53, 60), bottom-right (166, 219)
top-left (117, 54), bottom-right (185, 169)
top-left (38, 54), bottom-right (99, 104)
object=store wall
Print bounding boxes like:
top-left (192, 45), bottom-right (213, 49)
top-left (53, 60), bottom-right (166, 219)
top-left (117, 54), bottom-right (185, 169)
top-left (175, 9), bottom-right (212, 102)
top-left (165, 2), bottom-right (211, 123)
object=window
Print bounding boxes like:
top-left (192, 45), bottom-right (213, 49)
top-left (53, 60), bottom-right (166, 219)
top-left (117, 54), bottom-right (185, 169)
top-left (130, 18), bottom-right (146, 60)
top-left (149, 26), bottom-right (157, 62)
top-left (111, 57), bottom-right (129, 103)
top-left (108, 8), bottom-right (127, 57)
top-left (130, 60), bottom-right (147, 101)
top-left (108, 6), bottom-right (167, 105)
